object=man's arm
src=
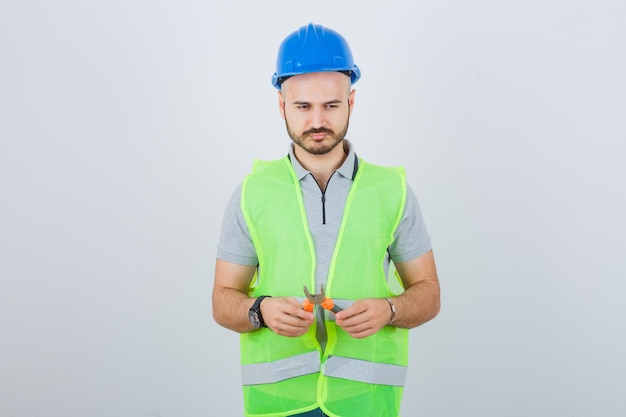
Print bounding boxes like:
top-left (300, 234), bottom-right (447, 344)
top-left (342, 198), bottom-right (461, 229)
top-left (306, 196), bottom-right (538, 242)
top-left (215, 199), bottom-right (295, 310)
top-left (389, 249), bottom-right (440, 328)
top-left (212, 259), bottom-right (258, 333)
top-left (335, 249), bottom-right (440, 338)
top-left (212, 258), bottom-right (314, 336)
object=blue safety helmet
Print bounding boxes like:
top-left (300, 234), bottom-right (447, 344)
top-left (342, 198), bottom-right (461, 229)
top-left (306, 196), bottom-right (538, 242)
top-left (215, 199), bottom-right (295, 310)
top-left (272, 23), bottom-right (361, 89)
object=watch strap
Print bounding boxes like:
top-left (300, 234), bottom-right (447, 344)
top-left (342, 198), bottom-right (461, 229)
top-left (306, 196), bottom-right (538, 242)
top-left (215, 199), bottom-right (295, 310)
top-left (250, 295), bottom-right (271, 328)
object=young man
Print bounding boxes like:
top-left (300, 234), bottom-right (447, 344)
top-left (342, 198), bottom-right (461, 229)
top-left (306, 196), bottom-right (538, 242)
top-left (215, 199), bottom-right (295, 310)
top-left (213, 23), bottom-right (440, 417)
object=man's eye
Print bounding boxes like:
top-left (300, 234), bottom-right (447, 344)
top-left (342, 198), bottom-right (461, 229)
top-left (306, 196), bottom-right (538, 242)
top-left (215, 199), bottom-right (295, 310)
top-left (296, 105), bottom-right (309, 110)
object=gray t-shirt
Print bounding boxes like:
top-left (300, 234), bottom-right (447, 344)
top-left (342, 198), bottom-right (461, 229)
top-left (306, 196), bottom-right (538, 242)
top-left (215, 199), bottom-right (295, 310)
top-left (217, 141), bottom-right (432, 289)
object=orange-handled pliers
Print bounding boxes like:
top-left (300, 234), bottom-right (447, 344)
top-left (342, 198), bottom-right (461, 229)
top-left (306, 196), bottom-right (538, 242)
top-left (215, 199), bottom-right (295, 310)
top-left (303, 285), bottom-right (343, 314)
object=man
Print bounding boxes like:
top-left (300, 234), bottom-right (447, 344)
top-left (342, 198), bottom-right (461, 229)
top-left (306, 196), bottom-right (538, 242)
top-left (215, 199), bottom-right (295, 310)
top-left (213, 22), bottom-right (440, 417)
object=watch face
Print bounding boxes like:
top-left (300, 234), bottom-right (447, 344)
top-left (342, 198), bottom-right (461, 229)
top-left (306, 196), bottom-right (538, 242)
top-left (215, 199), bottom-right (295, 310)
top-left (248, 310), bottom-right (261, 328)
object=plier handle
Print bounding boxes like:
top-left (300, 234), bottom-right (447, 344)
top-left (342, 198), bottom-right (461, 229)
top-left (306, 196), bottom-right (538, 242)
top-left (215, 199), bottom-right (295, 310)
top-left (303, 285), bottom-right (343, 314)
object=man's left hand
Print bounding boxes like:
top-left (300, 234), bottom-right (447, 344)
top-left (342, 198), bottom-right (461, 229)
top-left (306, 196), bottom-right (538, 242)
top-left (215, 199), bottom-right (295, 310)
top-left (334, 298), bottom-right (392, 338)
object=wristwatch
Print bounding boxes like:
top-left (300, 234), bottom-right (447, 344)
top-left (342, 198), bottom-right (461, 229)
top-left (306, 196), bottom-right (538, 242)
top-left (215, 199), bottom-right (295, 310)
top-left (248, 296), bottom-right (271, 329)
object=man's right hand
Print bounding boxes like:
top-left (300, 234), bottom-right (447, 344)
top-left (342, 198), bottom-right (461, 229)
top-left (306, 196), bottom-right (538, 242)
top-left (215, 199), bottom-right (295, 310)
top-left (213, 259), bottom-right (315, 335)
top-left (261, 297), bottom-right (315, 337)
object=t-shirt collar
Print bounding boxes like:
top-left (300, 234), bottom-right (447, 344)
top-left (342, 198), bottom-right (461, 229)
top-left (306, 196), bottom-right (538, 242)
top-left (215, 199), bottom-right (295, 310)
top-left (288, 140), bottom-right (357, 181)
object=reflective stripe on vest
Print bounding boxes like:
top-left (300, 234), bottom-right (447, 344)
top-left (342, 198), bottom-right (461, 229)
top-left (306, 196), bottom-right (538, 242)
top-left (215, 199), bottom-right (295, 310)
top-left (241, 351), bottom-right (320, 386)
top-left (242, 352), bottom-right (407, 387)
top-left (322, 356), bottom-right (407, 387)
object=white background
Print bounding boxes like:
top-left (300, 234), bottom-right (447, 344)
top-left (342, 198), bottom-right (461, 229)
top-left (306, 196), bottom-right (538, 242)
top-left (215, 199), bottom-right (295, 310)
top-left (1, 1), bottom-right (625, 416)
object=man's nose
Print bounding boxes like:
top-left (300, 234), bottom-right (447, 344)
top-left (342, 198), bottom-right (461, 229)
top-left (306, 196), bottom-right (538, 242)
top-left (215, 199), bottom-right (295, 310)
top-left (310, 108), bottom-right (325, 129)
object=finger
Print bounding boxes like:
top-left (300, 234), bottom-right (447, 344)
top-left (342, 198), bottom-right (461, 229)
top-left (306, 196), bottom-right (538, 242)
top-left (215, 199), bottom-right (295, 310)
top-left (265, 301), bottom-right (314, 331)
top-left (283, 300), bottom-right (315, 321)
top-left (265, 298), bottom-right (314, 321)
top-left (278, 310), bottom-right (314, 327)
top-left (337, 317), bottom-right (371, 333)
top-left (338, 316), bottom-right (380, 338)
top-left (336, 301), bottom-right (388, 337)
top-left (334, 304), bottom-right (364, 321)
top-left (337, 299), bottom-right (387, 324)
top-left (336, 306), bottom-right (370, 327)
top-left (270, 313), bottom-right (313, 337)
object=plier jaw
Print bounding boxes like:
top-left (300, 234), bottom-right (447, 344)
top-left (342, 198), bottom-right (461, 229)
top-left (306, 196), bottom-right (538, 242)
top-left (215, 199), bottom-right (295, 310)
top-left (303, 285), bottom-right (343, 314)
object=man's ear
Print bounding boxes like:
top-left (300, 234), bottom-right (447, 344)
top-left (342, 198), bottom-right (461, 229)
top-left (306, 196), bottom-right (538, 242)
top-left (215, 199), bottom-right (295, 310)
top-left (348, 89), bottom-right (356, 115)
top-left (278, 91), bottom-right (286, 119)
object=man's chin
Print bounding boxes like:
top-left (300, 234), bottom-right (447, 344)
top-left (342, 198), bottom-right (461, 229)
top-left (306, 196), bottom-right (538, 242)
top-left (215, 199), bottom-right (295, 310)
top-left (298, 140), bottom-right (341, 156)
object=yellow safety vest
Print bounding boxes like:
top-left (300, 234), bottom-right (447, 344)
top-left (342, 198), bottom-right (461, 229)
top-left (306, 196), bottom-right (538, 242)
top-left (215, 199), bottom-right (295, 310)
top-left (240, 156), bottom-right (408, 417)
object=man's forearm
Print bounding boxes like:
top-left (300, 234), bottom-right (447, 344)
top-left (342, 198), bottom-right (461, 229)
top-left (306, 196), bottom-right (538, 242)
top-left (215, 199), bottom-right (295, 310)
top-left (212, 287), bottom-right (256, 333)
top-left (391, 251), bottom-right (441, 329)
top-left (390, 279), bottom-right (440, 329)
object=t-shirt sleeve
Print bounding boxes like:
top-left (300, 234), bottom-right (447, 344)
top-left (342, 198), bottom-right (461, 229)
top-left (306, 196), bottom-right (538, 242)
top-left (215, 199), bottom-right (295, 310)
top-left (388, 183), bottom-right (432, 263)
top-left (216, 184), bottom-right (259, 266)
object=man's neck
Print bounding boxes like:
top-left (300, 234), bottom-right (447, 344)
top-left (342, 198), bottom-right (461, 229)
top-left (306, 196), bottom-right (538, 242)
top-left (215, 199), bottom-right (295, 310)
top-left (293, 141), bottom-right (347, 190)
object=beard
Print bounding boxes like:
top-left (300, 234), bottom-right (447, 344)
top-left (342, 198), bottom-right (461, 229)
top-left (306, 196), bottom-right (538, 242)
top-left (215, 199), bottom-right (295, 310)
top-left (286, 117), bottom-right (350, 156)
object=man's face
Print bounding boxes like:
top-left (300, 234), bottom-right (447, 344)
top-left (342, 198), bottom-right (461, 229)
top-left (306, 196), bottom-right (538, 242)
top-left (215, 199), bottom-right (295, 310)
top-left (279, 72), bottom-right (355, 156)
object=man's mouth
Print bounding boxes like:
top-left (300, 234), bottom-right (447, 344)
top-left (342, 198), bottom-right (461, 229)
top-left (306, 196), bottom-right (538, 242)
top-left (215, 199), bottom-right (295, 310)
top-left (305, 128), bottom-right (333, 140)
